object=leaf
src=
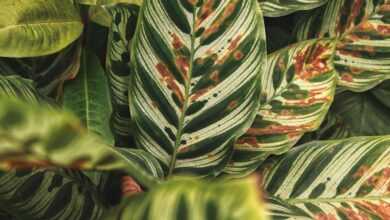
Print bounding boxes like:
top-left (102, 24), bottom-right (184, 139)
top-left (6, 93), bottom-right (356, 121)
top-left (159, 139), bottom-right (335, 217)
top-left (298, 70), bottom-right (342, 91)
top-left (0, 169), bottom-right (105, 220)
top-left (0, 75), bottom-right (42, 103)
top-left (77, 0), bottom-right (143, 5)
top-left (295, 0), bottom-right (390, 92)
top-left (0, 42), bottom-right (81, 95)
top-left (130, 0), bottom-right (266, 176)
top-left (0, 0), bottom-right (83, 57)
top-left (261, 136), bottom-right (390, 220)
top-left (259, 0), bottom-right (329, 17)
top-left (225, 39), bottom-right (337, 176)
top-left (105, 4), bottom-right (139, 147)
top-left (64, 49), bottom-right (114, 145)
top-left (103, 176), bottom-right (268, 220)
top-left (0, 98), bottom-right (161, 188)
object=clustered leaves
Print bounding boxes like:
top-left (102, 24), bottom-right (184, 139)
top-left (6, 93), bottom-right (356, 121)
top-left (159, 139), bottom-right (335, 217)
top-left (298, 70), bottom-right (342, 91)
top-left (0, 0), bottom-right (389, 220)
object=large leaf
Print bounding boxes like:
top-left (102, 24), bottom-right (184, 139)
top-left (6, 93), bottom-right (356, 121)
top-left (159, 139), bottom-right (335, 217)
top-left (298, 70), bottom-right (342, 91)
top-left (0, 98), bottom-right (161, 188)
top-left (103, 177), bottom-right (268, 220)
top-left (295, 0), bottom-right (390, 92)
top-left (259, 0), bottom-right (329, 17)
top-left (105, 4), bottom-right (139, 147)
top-left (0, 169), bottom-right (105, 220)
top-left (261, 136), bottom-right (390, 219)
top-left (129, 0), bottom-right (266, 176)
top-left (225, 39), bottom-right (336, 176)
top-left (0, 42), bottom-right (81, 95)
top-left (0, 0), bottom-right (83, 57)
top-left (64, 49), bottom-right (114, 145)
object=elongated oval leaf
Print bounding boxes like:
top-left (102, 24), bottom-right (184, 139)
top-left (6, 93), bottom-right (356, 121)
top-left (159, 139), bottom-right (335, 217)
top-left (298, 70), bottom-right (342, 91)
top-left (0, 0), bottom-right (83, 57)
top-left (103, 177), bottom-right (268, 220)
top-left (225, 39), bottom-right (336, 176)
top-left (64, 49), bottom-right (114, 145)
top-left (105, 5), bottom-right (139, 147)
top-left (0, 98), bottom-right (161, 188)
top-left (259, 0), bottom-right (329, 17)
top-left (262, 136), bottom-right (390, 219)
top-left (130, 0), bottom-right (266, 176)
top-left (295, 0), bottom-right (390, 92)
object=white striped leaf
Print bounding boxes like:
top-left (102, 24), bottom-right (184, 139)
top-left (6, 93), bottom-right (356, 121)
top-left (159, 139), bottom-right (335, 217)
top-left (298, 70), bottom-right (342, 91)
top-left (0, 0), bottom-right (83, 57)
top-left (105, 5), bottom-right (139, 147)
top-left (225, 39), bottom-right (337, 176)
top-left (130, 0), bottom-right (266, 175)
top-left (103, 177), bottom-right (268, 220)
top-left (262, 136), bottom-right (390, 220)
top-left (0, 169), bottom-right (105, 220)
top-left (259, 0), bottom-right (329, 17)
top-left (295, 0), bottom-right (390, 92)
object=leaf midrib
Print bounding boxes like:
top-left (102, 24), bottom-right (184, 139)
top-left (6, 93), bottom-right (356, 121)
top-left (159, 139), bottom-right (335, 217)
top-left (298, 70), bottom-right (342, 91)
top-left (0, 20), bottom-right (81, 31)
top-left (167, 8), bottom-right (197, 177)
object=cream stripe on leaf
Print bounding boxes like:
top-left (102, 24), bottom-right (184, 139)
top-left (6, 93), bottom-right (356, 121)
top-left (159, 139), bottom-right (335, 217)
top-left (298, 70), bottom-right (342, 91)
top-left (262, 136), bottom-right (390, 220)
top-left (259, 0), bottom-right (329, 17)
top-left (295, 0), bottom-right (390, 92)
top-left (129, 0), bottom-right (266, 176)
top-left (105, 5), bottom-right (139, 147)
top-left (225, 39), bottom-right (337, 176)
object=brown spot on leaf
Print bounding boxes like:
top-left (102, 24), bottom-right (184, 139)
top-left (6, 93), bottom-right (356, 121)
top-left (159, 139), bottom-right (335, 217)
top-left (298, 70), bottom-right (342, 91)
top-left (156, 63), bottom-right (184, 104)
top-left (234, 51), bottom-right (244, 60)
top-left (121, 176), bottom-right (143, 197)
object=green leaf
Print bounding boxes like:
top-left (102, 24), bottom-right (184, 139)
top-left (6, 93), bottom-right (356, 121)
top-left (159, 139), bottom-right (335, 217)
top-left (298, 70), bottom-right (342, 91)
top-left (103, 177), bottom-right (268, 220)
top-left (0, 42), bottom-right (81, 95)
top-left (261, 136), bottom-right (390, 220)
top-left (0, 98), bottom-right (161, 188)
top-left (0, 75), bottom-right (42, 103)
top-left (64, 49), bottom-right (114, 145)
top-left (105, 4), bottom-right (139, 147)
top-left (225, 39), bottom-right (337, 176)
top-left (259, 0), bottom-right (329, 17)
top-left (130, 0), bottom-right (267, 176)
top-left (0, 0), bottom-right (83, 57)
top-left (77, 0), bottom-right (142, 5)
top-left (295, 0), bottom-right (390, 92)
top-left (0, 169), bottom-right (105, 220)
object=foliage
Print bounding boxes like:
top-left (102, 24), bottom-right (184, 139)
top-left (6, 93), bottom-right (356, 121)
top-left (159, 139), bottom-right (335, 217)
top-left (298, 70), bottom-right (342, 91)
top-left (0, 0), bottom-right (389, 219)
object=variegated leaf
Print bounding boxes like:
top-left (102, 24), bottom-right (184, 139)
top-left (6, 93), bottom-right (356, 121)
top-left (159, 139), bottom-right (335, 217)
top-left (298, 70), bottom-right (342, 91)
top-left (103, 177), bottom-right (268, 220)
top-left (262, 136), bottom-right (390, 220)
top-left (259, 0), bottom-right (329, 17)
top-left (105, 5), bottom-right (139, 147)
top-left (0, 169), bottom-right (105, 220)
top-left (77, 0), bottom-right (142, 5)
top-left (0, 0), bottom-right (83, 57)
top-left (225, 39), bottom-right (336, 176)
top-left (295, 0), bottom-right (390, 92)
top-left (0, 98), bottom-right (161, 188)
top-left (130, 0), bottom-right (266, 175)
